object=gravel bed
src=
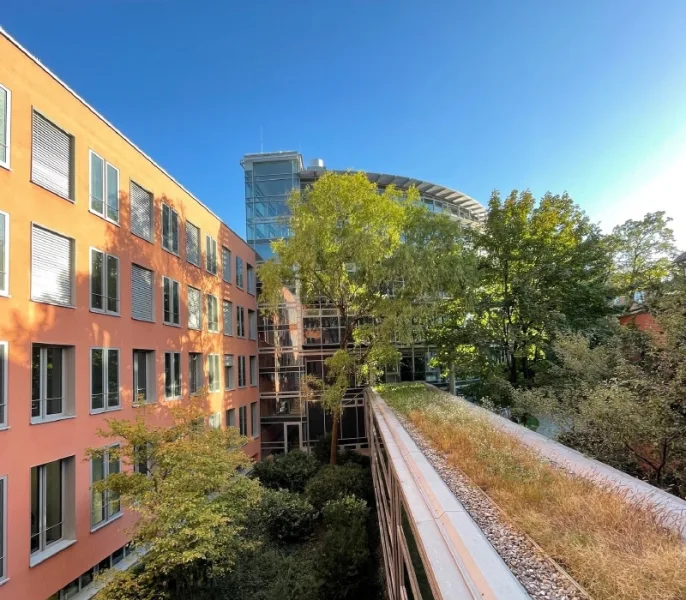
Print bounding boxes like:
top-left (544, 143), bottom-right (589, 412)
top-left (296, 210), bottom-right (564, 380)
top-left (391, 408), bottom-right (588, 600)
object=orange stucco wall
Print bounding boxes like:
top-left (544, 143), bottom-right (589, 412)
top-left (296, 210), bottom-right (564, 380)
top-left (0, 32), bottom-right (259, 600)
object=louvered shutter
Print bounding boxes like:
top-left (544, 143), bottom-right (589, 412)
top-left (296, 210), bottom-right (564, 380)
top-left (31, 225), bottom-right (73, 306)
top-left (131, 265), bottom-right (154, 321)
top-left (223, 301), bottom-right (233, 335)
top-left (186, 223), bottom-right (200, 265)
top-left (131, 182), bottom-right (152, 240)
top-left (222, 247), bottom-right (231, 282)
top-left (188, 287), bottom-right (201, 329)
top-left (32, 112), bottom-right (72, 199)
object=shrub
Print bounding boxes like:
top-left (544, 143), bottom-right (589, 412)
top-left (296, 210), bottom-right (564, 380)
top-left (312, 433), bottom-right (341, 464)
top-left (252, 451), bottom-right (321, 493)
top-left (257, 489), bottom-right (317, 544)
top-left (318, 497), bottom-right (371, 599)
top-left (304, 463), bottom-right (370, 509)
top-left (339, 449), bottom-right (371, 469)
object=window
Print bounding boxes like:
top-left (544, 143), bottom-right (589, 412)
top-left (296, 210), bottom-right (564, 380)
top-left (189, 352), bottom-right (203, 395)
top-left (239, 406), bottom-right (248, 436)
top-left (236, 306), bottom-right (245, 337)
top-left (91, 348), bottom-right (120, 413)
top-left (31, 225), bottom-right (74, 307)
top-left (32, 111), bottom-right (73, 200)
top-left (208, 354), bottom-right (220, 392)
top-left (131, 264), bottom-right (154, 322)
top-left (226, 408), bottom-right (236, 428)
top-left (222, 247), bottom-right (231, 282)
top-left (163, 277), bottom-right (180, 325)
top-left (0, 84), bottom-right (11, 169)
top-left (31, 457), bottom-right (74, 558)
top-left (133, 350), bottom-right (155, 404)
top-left (32, 345), bottom-right (74, 422)
top-left (223, 300), bottom-right (233, 336)
top-left (236, 256), bottom-right (244, 288)
top-left (91, 446), bottom-right (121, 529)
top-left (0, 342), bottom-right (6, 428)
top-left (186, 222), bottom-right (200, 266)
top-left (248, 309), bottom-right (257, 340)
top-left (90, 249), bottom-right (119, 315)
top-left (89, 151), bottom-right (119, 223)
top-left (162, 203), bottom-right (179, 254)
top-left (0, 210), bottom-right (9, 296)
top-left (247, 264), bottom-right (256, 295)
top-left (249, 355), bottom-right (257, 386)
top-left (238, 356), bottom-right (246, 388)
top-left (130, 181), bottom-right (153, 241)
top-left (224, 354), bottom-right (235, 390)
top-left (251, 402), bottom-right (259, 437)
top-left (206, 295), bottom-right (219, 332)
top-left (188, 286), bottom-right (202, 330)
top-left (133, 445), bottom-right (151, 476)
top-left (164, 352), bottom-right (181, 399)
top-left (209, 412), bottom-right (221, 429)
top-left (206, 235), bottom-right (217, 275)
top-left (0, 476), bottom-right (5, 582)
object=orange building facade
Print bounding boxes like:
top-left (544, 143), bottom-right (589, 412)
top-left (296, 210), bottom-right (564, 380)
top-left (0, 29), bottom-right (259, 600)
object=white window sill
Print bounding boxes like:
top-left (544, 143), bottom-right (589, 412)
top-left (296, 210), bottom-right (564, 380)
top-left (90, 511), bottom-right (123, 533)
top-left (0, 577), bottom-right (9, 587)
top-left (88, 209), bottom-right (120, 227)
top-left (30, 538), bottom-right (77, 567)
top-left (164, 396), bottom-right (183, 401)
top-left (133, 400), bottom-right (156, 408)
top-left (162, 247), bottom-right (180, 258)
top-left (0, 162), bottom-right (11, 171)
top-left (163, 321), bottom-right (181, 328)
top-left (132, 316), bottom-right (155, 324)
top-left (70, 548), bottom-right (146, 600)
top-left (0, 291), bottom-right (10, 298)
top-left (89, 308), bottom-right (121, 318)
top-left (0, 425), bottom-right (9, 431)
top-left (30, 414), bottom-right (76, 426)
top-left (90, 406), bottom-right (122, 416)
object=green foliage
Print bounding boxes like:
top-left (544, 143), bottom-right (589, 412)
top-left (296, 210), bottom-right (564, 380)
top-left (611, 211), bottom-right (678, 301)
top-left (318, 497), bottom-right (371, 600)
top-left (259, 171), bottom-right (473, 462)
top-left (312, 434), bottom-right (338, 464)
top-left (251, 451), bottom-right (321, 493)
top-left (87, 398), bottom-right (260, 599)
top-left (305, 463), bottom-right (371, 509)
top-left (255, 489), bottom-right (317, 544)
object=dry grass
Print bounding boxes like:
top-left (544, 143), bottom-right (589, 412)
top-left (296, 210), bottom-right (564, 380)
top-left (378, 383), bottom-right (686, 600)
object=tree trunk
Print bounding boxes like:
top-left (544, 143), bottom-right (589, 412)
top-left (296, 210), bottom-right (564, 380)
top-left (449, 362), bottom-right (456, 395)
top-left (330, 412), bottom-right (339, 465)
top-left (509, 353), bottom-right (518, 386)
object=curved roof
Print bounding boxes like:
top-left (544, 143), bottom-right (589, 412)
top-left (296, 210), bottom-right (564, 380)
top-left (299, 168), bottom-right (486, 220)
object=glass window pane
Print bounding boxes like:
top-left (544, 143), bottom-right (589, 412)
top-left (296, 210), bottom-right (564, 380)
top-left (173, 282), bottom-right (180, 323)
top-left (92, 349), bottom-right (104, 410)
top-left (106, 164), bottom-right (119, 222)
top-left (107, 256), bottom-right (118, 313)
top-left (31, 346), bottom-right (41, 417)
top-left (90, 153), bottom-right (104, 213)
top-left (45, 460), bottom-right (62, 545)
top-left (91, 251), bottom-right (103, 310)
top-left (107, 350), bottom-right (119, 408)
top-left (173, 353), bottom-right (180, 396)
top-left (30, 467), bottom-right (40, 553)
top-left (165, 353), bottom-right (172, 397)
top-left (45, 347), bottom-right (63, 416)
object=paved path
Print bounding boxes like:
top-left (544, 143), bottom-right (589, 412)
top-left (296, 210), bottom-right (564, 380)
top-left (438, 387), bottom-right (686, 540)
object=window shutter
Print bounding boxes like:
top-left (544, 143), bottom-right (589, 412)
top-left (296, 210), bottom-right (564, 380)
top-left (222, 247), bottom-right (231, 282)
top-left (223, 301), bottom-right (232, 334)
top-left (32, 112), bottom-right (72, 199)
top-left (131, 182), bottom-right (152, 240)
top-left (186, 223), bottom-right (200, 265)
top-left (131, 265), bottom-right (153, 321)
top-left (188, 287), bottom-right (201, 329)
top-left (31, 225), bottom-right (73, 306)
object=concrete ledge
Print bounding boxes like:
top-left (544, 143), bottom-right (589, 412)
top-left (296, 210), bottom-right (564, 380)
top-left (429, 384), bottom-right (686, 540)
top-left (369, 389), bottom-right (531, 600)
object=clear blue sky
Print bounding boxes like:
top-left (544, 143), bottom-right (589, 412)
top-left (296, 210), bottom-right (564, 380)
top-left (3, 1), bottom-right (686, 243)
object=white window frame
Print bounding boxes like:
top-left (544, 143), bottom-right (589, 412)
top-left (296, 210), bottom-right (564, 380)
top-left (90, 348), bottom-right (120, 414)
top-left (207, 294), bottom-right (219, 332)
top-left (208, 354), bottom-right (220, 393)
top-left (164, 352), bottom-right (182, 400)
top-left (249, 355), bottom-right (257, 387)
top-left (251, 402), bottom-right (259, 438)
top-left (205, 234), bottom-right (217, 275)
top-left (162, 276), bottom-right (181, 326)
top-left (0, 210), bottom-right (9, 297)
top-left (0, 342), bottom-right (6, 429)
top-left (222, 247), bottom-right (231, 283)
top-left (31, 345), bottom-right (71, 423)
top-left (90, 445), bottom-right (122, 531)
top-left (132, 350), bottom-right (155, 405)
top-left (161, 203), bottom-right (179, 255)
top-left (224, 354), bottom-right (235, 390)
top-left (0, 475), bottom-right (6, 583)
top-left (238, 355), bottom-right (246, 388)
top-left (89, 248), bottom-right (120, 316)
top-left (189, 352), bottom-right (203, 395)
top-left (88, 150), bottom-right (120, 225)
top-left (0, 83), bottom-right (11, 170)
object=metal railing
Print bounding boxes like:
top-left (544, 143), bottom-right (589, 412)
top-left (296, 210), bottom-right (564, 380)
top-left (366, 388), bottom-right (530, 600)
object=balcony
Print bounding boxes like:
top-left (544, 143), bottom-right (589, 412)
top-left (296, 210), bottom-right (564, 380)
top-left (367, 384), bottom-right (686, 600)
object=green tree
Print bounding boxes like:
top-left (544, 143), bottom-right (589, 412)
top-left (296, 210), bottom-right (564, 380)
top-left (87, 397), bottom-right (261, 599)
top-left (611, 211), bottom-right (679, 302)
top-left (259, 172), bottom-right (473, 462)
top-left (431, 189), bottom-right (614, 395)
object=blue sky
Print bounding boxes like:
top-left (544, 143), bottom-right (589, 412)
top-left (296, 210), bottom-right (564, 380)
top-left (3, 1), bottom-right (686, 244)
